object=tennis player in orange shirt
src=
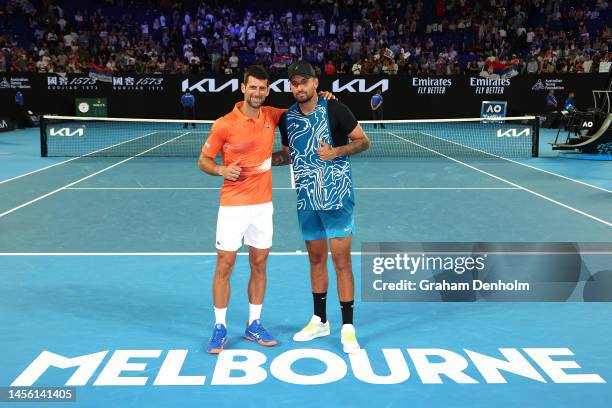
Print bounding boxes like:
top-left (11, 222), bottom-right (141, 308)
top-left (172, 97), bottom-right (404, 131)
top-left (198, 65), bottom-right (334, 353)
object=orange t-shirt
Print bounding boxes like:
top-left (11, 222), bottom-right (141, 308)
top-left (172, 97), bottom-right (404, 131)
top-left (202, 102), bottom-right (285, 206)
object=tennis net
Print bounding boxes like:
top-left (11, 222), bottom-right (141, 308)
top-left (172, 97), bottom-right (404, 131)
top-left (40, 115), bottom-right (539, 158)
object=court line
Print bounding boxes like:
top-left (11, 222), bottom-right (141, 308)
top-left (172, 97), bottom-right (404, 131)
top-left (64, 187), bottom-right (520, 191)
top-left (289, 164), bottom-right (296, 190)
top-left (387, 132), bottom-right (612, 228)
top-left (0, 131), bottom-right (163, 185)
top-left (0, 132), bottom-right (192, 219)
top-left (418, 131), bottom-right (612, 195)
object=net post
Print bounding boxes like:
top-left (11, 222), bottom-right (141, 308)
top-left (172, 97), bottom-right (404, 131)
top-left (40, 115), bottom-right (48, 157)
top-left (532, 116), bottom-right (540, 157)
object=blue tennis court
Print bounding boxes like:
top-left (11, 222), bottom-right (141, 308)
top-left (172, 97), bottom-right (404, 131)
top-left (1, 125), bottom-right (611, 407)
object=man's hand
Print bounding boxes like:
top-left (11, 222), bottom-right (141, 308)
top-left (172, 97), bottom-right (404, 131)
top-left (317, 139), bottom-right (337, 161)
top-left (220, 159), bottom-right (242, 181)
top-left (272, 149), bottom-right (291, 166)
top-left (318, 91), bottom-right (337, 101)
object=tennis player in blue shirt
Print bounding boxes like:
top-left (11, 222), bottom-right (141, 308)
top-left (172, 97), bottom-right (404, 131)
top-left (272, 61), bottom-right (369, 353)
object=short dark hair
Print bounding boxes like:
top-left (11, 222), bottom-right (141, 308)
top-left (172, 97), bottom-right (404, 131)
top-left (243, 65), bottom-right (269, 85)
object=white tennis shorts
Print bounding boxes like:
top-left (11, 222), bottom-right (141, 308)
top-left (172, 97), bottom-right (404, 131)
top-left (215, 202), bottom-right (273, 251)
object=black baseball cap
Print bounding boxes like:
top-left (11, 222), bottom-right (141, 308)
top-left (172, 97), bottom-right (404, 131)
top-left (288, 60), bottom-right (316, 79)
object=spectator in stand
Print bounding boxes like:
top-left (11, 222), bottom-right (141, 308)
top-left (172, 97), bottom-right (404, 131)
top-left (1, 0), bottom-right (610, 76)
top-left (229, 51), bottom-right (240, 73)
top-left (526, 56), bottom-right (540, 74)
top-left (351, 58), bottom-right (362, 75)
top-left (324, 59), bottom-right (336, 75)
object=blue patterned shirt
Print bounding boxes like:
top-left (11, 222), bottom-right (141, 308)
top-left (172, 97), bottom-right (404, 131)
top-left (280, 97), bottom-right (358, 211)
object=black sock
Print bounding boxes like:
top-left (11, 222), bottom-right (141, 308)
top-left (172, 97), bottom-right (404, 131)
top-left (313, 292), bottom-right (327, 323)
top-left (340, 300), bottom-right (354, 325)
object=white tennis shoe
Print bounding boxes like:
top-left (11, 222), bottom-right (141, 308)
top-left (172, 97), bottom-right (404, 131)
top-left (341, 324), bottom-right (361, 354)
top-left (293, 315), bottom-right (330, 342)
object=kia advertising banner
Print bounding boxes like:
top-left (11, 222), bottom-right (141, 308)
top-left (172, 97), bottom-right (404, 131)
top-left (0, 73), bottom-right (607, 120)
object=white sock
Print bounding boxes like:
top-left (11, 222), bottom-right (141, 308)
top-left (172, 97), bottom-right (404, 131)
top-left (214, 307), bottom-right (227, 327)
top-left (248, 303), bottom-right (262, 325)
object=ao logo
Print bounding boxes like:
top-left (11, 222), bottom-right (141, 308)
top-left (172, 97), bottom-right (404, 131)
top-left (582, 121), bottom-right (594, 128)
top-left (486, 104), bottom-right (503, 113)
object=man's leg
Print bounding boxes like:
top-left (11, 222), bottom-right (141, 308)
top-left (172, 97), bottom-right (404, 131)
top-left (306, 239), bottom-right (329, 296)
top-left (212, 250), bottom-right (237, 310)
top-left (330, 235), bottom-right (360, 353)
top-left (307, 238), bottom-right (330, 323)
top-left (243, 203), bottom-right (277, 346)
top-left (247, 246), bottom-right (269, 307)
top-left (320, 202), bottom-right (360, 354)
top-left (329, 235), bottom-right (353, 304)
top-left (207, 205), bottom-right (248, 354)
top-left (207, 249), bottom-right (236, 354)
top-left (293, 212), bottom-right (331, 342)
top-left (190, 106), bottom-right (196, 128)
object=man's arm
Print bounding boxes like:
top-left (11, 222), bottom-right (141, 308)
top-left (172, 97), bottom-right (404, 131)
top-left (197, 120), bottom-right (241, 180)
top-left (317, 124), bottom-right (370, 161)
top-left (272, 146), bottom-right (291, 166)
top-left (198, 153), bottom-right (242, 181)
top-left (272, 111), bottom-right (291, 166)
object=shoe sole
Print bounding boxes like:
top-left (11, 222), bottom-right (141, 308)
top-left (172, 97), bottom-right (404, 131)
top-left (292, 329), bottom-right (331, 342)
top-left (245, 335), bottom-right (278, 346)
top-left (206, 339), bottom-right (228, 354)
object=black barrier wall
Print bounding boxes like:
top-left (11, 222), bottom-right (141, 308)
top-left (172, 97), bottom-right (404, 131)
top-left (0, 74), bottom-right (608, 120)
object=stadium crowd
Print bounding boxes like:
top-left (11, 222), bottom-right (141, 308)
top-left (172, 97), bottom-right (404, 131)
top-left (0, 0), bottom-right (610, 76)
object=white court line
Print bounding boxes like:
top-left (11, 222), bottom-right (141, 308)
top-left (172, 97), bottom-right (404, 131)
top-left (418, 131), bottom-right (612, 195)
top-left (289, 164), bottom-right (296, 190)
top-left (387, 132), bottom-right (612, 228)
top-left (0, 132), bottom-right (192, 219)
top-left (64, 186), bottom-right (520, 191)
top-left (0, 131), bottom-right (162, 185)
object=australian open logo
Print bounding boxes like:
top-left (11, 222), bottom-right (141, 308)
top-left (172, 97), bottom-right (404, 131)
top-left (470, 77), bottom-right (511, 95)
top-left (0, 77), bottom-right (10, 88)
top-left (411, 77), bottom-right (452, 95)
